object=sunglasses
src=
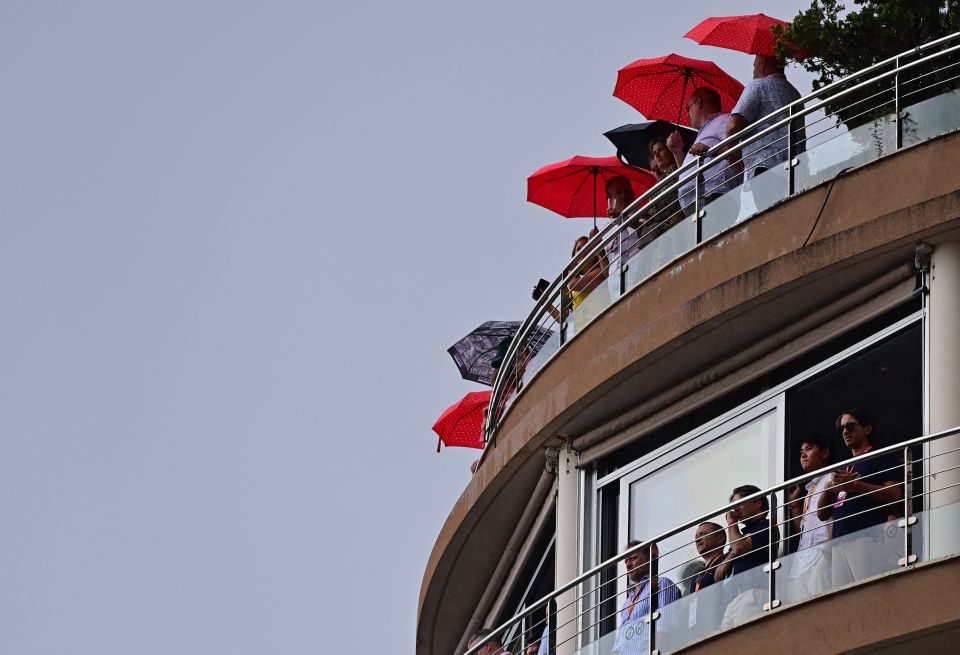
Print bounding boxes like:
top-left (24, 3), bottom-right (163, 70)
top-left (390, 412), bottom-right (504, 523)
top-left (838, 421), bottom-right (861, 432)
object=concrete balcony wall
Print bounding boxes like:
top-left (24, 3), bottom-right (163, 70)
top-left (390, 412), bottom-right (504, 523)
top-left (418, 131), bottom-right (960, 655)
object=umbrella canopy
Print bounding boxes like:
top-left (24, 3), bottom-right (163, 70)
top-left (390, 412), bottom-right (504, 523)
top-left (432, 390), bottom-right (490, 452)
top-left (527, 155), bottom-right (656, 225)
top-left (613, 53), bottom-right (744, 127)
top-left (447, 320), bottom-right (554, 386)
top-left (604, 121), bottom-right (699, 169)
top-left (684, 13), bottom-right (804, 58)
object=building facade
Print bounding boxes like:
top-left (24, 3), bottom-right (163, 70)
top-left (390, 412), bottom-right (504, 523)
top-left (420, 36), bottom-right (960, 655)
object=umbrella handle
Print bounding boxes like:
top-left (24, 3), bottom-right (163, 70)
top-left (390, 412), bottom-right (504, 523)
top-left (677, 70), bottom-right (690, 124)
top-left (593, 167), bottom-right (598, 229)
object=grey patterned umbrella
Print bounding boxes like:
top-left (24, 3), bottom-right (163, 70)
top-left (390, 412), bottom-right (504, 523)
top-left (447, 320), bottom-right (554, 386)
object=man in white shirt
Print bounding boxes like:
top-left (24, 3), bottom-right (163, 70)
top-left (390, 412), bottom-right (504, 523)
top-left (786, 433), bottom-right (834, 601)
top-left (666, 87), bottom-right (742, 215)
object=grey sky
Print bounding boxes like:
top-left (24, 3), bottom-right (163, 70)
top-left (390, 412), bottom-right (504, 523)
top-left (1, 1), bottom-right (815, 653)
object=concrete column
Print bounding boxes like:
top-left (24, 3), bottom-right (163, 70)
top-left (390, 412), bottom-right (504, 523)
top-left (554, 445), bottom-right (580, 655)
top-left (928, 240), bottom-right (960, 555)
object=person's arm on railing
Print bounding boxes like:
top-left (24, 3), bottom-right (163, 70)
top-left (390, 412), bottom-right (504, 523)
top-left (719, 114), bottom-right (747, 169)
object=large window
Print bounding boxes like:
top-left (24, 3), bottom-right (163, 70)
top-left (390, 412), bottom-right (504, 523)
top-left (620, 402), bottom-right (782, 578)
top-left (590, 309), bottom-right (923, 583)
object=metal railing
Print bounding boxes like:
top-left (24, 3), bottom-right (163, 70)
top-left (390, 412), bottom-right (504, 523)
top-left (464, 425), bottom-right (960, 655)
top-left (486, 33), bottom-right (960, 443)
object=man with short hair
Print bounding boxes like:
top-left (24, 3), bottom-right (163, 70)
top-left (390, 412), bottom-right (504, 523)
top-left (786, 434), bottom-right (834, 600)
top-left (666, 87), bottom-right (742, 214)
top-left (611, 540), bottom-right (682, 655)
top-left (817, 410), bottom-right (902, 585)
top-left (724, 54), bottom-right (802, 211)
top-left (682, 521), bottom-right (729, 635)
top-left (714, 485), bottom-right (780, 628)
top-left (690, 521), bottom-right (727, 594)
top-left (600, 175), bottom-right (641, 293)
top-left (467, 628), bottom-right (510, 655)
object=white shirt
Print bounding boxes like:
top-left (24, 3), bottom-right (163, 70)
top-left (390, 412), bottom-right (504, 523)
top-left (790, 473), bottom-right (833, 577)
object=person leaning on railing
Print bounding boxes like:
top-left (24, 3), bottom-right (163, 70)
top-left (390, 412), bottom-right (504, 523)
top-left (713, 484), bottom-right (779, 629)
top-left (816, 409), bottom-right (903, 587)
top-left (722, 55), bottom-right (802, 210)
top-left (666, 87), bottom-right (742, 217)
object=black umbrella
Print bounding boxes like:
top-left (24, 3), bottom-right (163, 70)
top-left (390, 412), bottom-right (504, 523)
top-left (447, 320), bottom-right (554, 386)
top-left (604, 120), bottom-right (698, 169)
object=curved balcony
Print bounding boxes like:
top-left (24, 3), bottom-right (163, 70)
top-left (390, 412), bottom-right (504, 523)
top-left (419, 34), bottom-right (960, 655)
top-left (486, 33), bottom-right (960, 445)
top-left (464, 426), bottom-right (960, 655)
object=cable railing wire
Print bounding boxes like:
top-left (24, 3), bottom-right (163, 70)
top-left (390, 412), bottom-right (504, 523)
top-left (464, 425), bottom-right (960, 655)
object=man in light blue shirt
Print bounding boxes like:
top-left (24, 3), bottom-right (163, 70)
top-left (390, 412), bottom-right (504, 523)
top-left (725, 55), bottom-right (802, 211)
top-left (611, 540), bottom-right (682, 655)
top-left (666, 87), bottom-right (742, 214)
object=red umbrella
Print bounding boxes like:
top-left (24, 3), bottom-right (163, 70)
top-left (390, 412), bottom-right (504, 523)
top-left (527, 155), bottom-right (656, 227)
top-left (613, 53), bottom-right (744, 127)
top-left (432, 390), bottom-right (490, 452)
top-left (684, 13), bottom-right (805, 58)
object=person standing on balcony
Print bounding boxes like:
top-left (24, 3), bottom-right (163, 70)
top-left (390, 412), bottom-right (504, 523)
top-left (612, 540), bottom-right (682, 655)
top-left (786, 433), bottom-right (834, 599)
top-left (723, 55), bottom-right (801, 212)
top-left (592, 175), bottom-right (638, 294)
top-left (640, 139), bottom-right (683, 240)
top-left (816, 409), bottom-right (903, 585)
top-left (714, 484), bottom-right (780, 628)
top-left (683, 521), bottom-right (729, 635)
top-left (666, 87), bottom-right (741, 216)
top-left (690, 521), bottom-right (727, 594)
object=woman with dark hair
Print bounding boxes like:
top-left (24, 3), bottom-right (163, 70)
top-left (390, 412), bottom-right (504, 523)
top-left (816, 408), bottom-right (902, 586)
top-left (640, 139), bottom-right (683, 238)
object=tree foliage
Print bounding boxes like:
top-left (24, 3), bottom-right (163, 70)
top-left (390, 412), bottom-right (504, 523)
top-left (776, 0), bottom-right (960, 90)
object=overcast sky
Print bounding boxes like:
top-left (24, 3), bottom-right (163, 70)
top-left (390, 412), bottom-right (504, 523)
top-left (0, 1), bottom-right (816, 653)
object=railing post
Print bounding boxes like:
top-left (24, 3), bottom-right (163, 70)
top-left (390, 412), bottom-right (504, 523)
top-left (558, 282), bottom-right (567, 346)
top-left (894, 56), bottom-right (903, 150)
top-left (786, 104), bottom-right (796, 197)
top-left (618, 217), bottom-right (627, 297)
top-left (898, 445), bottom-right (918, 566)
top-left (693, 157), bottom-right (704, 244)
top-left (646, 542), bottom-right (659, 655)
top-left (762, 490), bottom-right (781, 611)
top-left (548, 598), bottom-right (557, 655)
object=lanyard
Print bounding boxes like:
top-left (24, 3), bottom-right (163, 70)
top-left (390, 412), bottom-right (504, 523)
top-left (694, 553), bottom-right (723, 592)
top-left (625, 580), bottom-right (648, 618)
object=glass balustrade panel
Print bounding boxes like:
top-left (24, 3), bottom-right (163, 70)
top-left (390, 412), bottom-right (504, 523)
top-left (622, 208), bottom-right (695, 292)
top-left (902, 87), bottom-right (960, 147)
top-left (795, 114), bottom-right (896, 194)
